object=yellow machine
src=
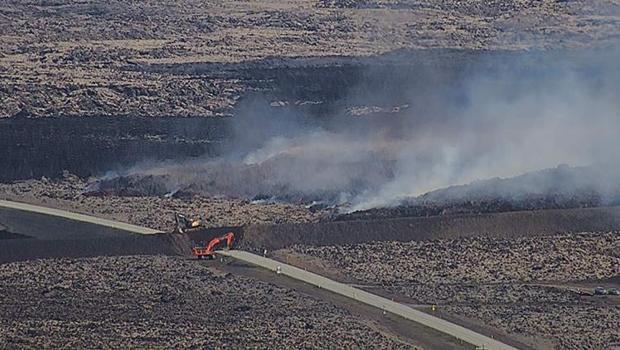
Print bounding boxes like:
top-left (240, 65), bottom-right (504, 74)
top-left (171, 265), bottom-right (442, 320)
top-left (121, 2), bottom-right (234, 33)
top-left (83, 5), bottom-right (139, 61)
top-left (174, 213), bottom-right (205, 234)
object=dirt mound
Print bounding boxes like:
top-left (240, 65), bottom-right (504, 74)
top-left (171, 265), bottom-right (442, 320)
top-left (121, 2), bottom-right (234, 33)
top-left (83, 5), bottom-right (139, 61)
top-left (3, 203), bottom-right (619, 263)
top-left (2, 193), bottom-right (620, 265)
top-left (0, 206), bottom-right (149, 241)
top-left (238, 206), bottom-right (620, 251)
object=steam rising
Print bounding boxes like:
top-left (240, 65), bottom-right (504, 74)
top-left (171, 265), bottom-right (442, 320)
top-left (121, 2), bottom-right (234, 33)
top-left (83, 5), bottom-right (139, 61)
top-left (92, 50), bottom-right (620, 211)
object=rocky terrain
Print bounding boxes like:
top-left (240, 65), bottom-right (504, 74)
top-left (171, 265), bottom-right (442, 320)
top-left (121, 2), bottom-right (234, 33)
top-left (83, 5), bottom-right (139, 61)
top-left (1, 0), bottom-right (619, 118)
top-left (0, 255), bottom-right (415, 349)
top-left (2, 1), bottom-right (620, 348)
top-left (291, 232), bottom-right (620, 349)
top-left (0, 173), bottom-right (329, 231)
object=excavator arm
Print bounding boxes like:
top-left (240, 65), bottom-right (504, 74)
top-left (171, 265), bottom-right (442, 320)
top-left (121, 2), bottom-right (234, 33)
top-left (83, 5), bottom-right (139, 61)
top-left (192, 232), bottom-right (235, 259)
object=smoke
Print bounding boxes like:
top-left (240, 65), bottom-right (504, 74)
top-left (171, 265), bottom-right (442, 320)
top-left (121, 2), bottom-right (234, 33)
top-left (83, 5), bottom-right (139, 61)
top-left (92, 49), bottom-right (620, 211)
top-left (349, 50), bottom-right (620, 209)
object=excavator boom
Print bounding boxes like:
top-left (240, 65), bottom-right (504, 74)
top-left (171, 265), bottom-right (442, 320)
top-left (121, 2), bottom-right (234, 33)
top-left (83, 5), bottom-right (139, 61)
top-left (192, 232), bottom-right (235, 258)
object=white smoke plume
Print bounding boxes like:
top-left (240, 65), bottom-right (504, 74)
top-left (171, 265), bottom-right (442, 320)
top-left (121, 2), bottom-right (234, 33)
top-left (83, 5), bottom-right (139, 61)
top-left (93, 49), bottom-right (620, 211)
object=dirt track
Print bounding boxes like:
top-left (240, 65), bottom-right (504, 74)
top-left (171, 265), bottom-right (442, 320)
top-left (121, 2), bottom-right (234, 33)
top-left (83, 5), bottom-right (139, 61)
top-left (2, 1), bottom-right (619, 348)
top-left (0, 206), bottom-right (470, 349)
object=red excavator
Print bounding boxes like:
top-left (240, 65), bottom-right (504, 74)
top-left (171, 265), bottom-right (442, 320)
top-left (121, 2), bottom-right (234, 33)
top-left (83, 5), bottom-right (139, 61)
top-left (192, 232), bottom-right (235, 259)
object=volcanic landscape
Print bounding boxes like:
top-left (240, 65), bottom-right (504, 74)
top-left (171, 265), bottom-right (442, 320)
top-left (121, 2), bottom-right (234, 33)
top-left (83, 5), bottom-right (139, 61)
top-left (1, 0), bottom-right (620, 349)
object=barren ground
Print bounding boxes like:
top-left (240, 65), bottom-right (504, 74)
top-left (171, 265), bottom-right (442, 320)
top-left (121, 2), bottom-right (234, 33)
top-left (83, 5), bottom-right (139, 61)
top-left (2, 177), bottom-right (620, 348)
top-left (288, 232), bottom-right (620, 349)
top-left (0, 255), bottom-right (421, 349)
top-left (2, 1), bottom-right (620, 348)
top-left (1, 0), bottom-right (619, 118)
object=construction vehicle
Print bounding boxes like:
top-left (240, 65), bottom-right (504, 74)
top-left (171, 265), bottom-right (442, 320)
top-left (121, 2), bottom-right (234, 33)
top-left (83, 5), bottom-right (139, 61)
top-left (594, 286), bottom-right (608, 295)
top-left (192, 232), bottom-right (235, 259)
top-left (175, 213), bottom-right (205, 234)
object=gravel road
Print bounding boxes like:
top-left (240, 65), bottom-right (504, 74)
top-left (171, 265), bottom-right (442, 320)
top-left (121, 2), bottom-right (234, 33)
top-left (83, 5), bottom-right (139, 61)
top-left (221, 249), bottom-right (518, 350)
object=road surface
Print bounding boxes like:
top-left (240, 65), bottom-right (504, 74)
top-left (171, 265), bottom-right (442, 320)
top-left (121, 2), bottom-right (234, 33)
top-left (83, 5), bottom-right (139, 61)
top-left (0, 199), bottom-right (518, 349)
top-left (219, 250), bottom-right (519, 350)
top-left (0, 199), bottom-right (161, 235)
